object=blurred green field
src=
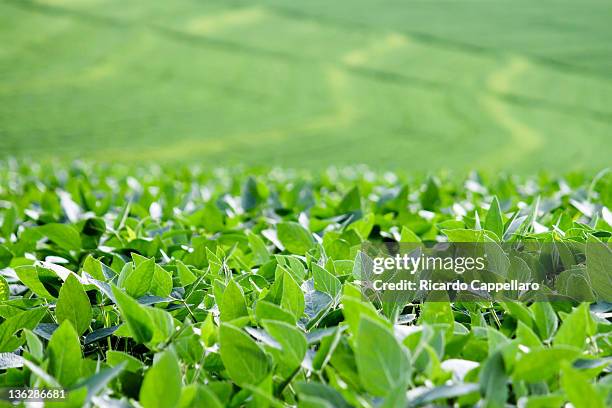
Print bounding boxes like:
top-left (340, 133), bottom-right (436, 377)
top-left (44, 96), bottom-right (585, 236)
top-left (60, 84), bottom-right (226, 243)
top-left (1, 0), bottom-right (611, 172)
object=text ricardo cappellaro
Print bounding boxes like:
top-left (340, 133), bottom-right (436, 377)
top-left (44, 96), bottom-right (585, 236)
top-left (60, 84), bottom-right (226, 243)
top-left (368, 253), bottom-right (540, 293)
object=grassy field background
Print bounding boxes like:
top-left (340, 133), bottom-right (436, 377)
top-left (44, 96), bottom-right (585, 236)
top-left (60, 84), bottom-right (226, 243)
top-left (1, 0), bottom-right (611, 172)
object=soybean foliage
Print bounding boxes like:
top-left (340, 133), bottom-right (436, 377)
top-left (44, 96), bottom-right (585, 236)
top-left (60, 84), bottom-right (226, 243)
top-left (0, 162), bottom-right (610, 407)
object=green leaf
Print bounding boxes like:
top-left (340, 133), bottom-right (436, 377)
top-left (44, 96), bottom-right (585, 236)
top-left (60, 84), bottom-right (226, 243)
top-left (0, 245), bottom-right (12, 269)
top-left (37, 223), bottom-right (82, 251)
top-left (219, 278), bottom-right (248, 322)
top-left (530, 302), bottom-right (557, 341)
top-left (484, 197), bottom-right (504, 239)
top-left (516, 321), bottom-right (541, 348)
top-left (0, 308), bottom-right (46, 351)
top-left (219, 323), bottom-right (270, 386)
top-left (247, 231), bottom-right (270, 265)
top-left (295, 382), bottom-right (350, 408)
top-left (24, 329), bottom-right (44, 361)
top-left (560, 362), bottom-right (605, 408)
top-left (255, 300), bottom-right (296, 325)
top-left (400, 226), bottom-right (421, 243)
top-left (586, 238), bottom-right (612, 300)
top-left (74, 362), bottom-right (127, 403)
top-left (277, 222), bottom-right (314, 254)
top-left (0, 275), bottom-right (9, 301)
top-left (355, 316), bottom-right (410, 397)
top-left (82, 254), bottom-right (106, 281)
top-left (200, 201), bottom-right (225, 233)
top-left (341, 295), bottom-right (388, 336)
top-left (262, 319), bottom-right (307, 371)
top-left (23, 359), bottom-right (61, 388)
top-left (107, 350), bottom-right (144, 373)
top-left (111, 286), bottom-right (154, 344)
top-left (122, 257), bottom-right (155, 298)
top-left (281, 270), bottom-right (305, 320)
top-left (347, 213), bottom-right (374, 240)
top-left (500, 302), bottom-right (534, 328)
top-left (0, 206), bottom-right (16, 240)
top-left (241, 176), bottom-right (263, 211)
top-left (419, 301), bottom-right (454, 328)
top-left (512, 346), bottom-right (581, 382)
top-left (420, 177), bottom-right (440, 211)
top-left (553, 303), bottom-right (593, 349)
top-left (443, 229), bottom-right (485, 243)
top-left (47, 321), bottom-right (82, 386)
top-left (409, 383), bottom-right (479, 407)
top-left (179, 384), bottom-right (223, 408)
top-left (140, 351), bottom-right (182, 408)
top-left (151, 264), bottom-right (173, 297)
top-left (479, 351), bottom-right (507, 408)
top-left (176, 260), bottom-right (197, 287)
top-left (15, 265), bottom-right (56, 300)
top-left (145, 306), bottom-right (175, 346)
top-left (56, 274), bottom-right (92, 336)
top-left (312, 264), bottom-right (341, 299)
top-left (337, 186), bottom-right (361, 214)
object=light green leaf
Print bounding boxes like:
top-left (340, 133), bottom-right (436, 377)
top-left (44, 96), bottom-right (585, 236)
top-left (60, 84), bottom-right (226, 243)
top-left (419, 301), bottom-right (454, 328)
top-left (56, 274), bottom-right (92, 336)
top-left (74, 362), bottom-right (127, 403)
top-left (281, 270), bottom-right (305, 320)
top-left (553, 303), bottom-right (593, 349)
top-left (122, 257), bottom-right (155, 298)
top-left (484, 197), bottom-right (504, 239)
top-left (400, 226), bottom-right (421, 243)
top-left (277, 222), bottom-right (314, 255)
top-left (37, 223), bottom-right (82, 251)
top-left (82, 255), bottom-right (106, 281)
top-left (355, 316), bottom-right (410, 397)
top-left (15, 265), bottom-right (56, 300)
top-left (140, 351), bottom-right (182, 408)
top-left (262, 319), bottom-right (307, 371)
top-left (23, 359), bottom-right (61, 388)
top-left (560, 362), bottom-right (605, 408)
top-left (0, 245), bottom-right (11, 269)
top-left (179, 384), bottom-right (223, 408)
top-left (24, 329), bottom-right (44, 361)
top-left (409, 383), bottom-right (479, 407)
top-left (342, 295), bottom-right (388, 336)
top-left (0, 275), bottom-right (9, 301)
top-left (177, 260), bottom-right (197, 287)
top-left (530, 302), bottom-right (558, 341)
top-left (247, 231), bottom-right (270, 265)
top-left (347, 213), bottom-right (374, 240)
top-left (420, 177), bottom-right (440, 211)
top-left (479, 351), bottom-right (507, 407)
top-left (586, 237), bottom-right (612, 300)
top-left (47, 321), bottom-right (82, 386)
top-left (312, 264), bottom-right (341, 299)
top-left (151, 264), bottom-right (172, 297)
top-left (337, 186), bottom-right (361, 214)
top-left (512, 346), bottom-right (581, 382)
top-left (219, 278), bottom-right (248, 322)
top-left (516, 321), bottom-right (541, 348)
top-left (111, 286), bottom-right (154, 344)
top-left (107, 350), bottom-right (144, 373)
top-left (255, 300), bottom-right (296, 325)
top-left (0, 308), bottom-right (46, 351)
top-left (219, 323), bottom-right (270, 386)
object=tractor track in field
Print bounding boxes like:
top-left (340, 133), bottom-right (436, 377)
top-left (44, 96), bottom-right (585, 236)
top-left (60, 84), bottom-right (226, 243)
top-left (5, 0), bottom-right (612, 129)
top-left (480, 57), bottom-right (543, 166)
